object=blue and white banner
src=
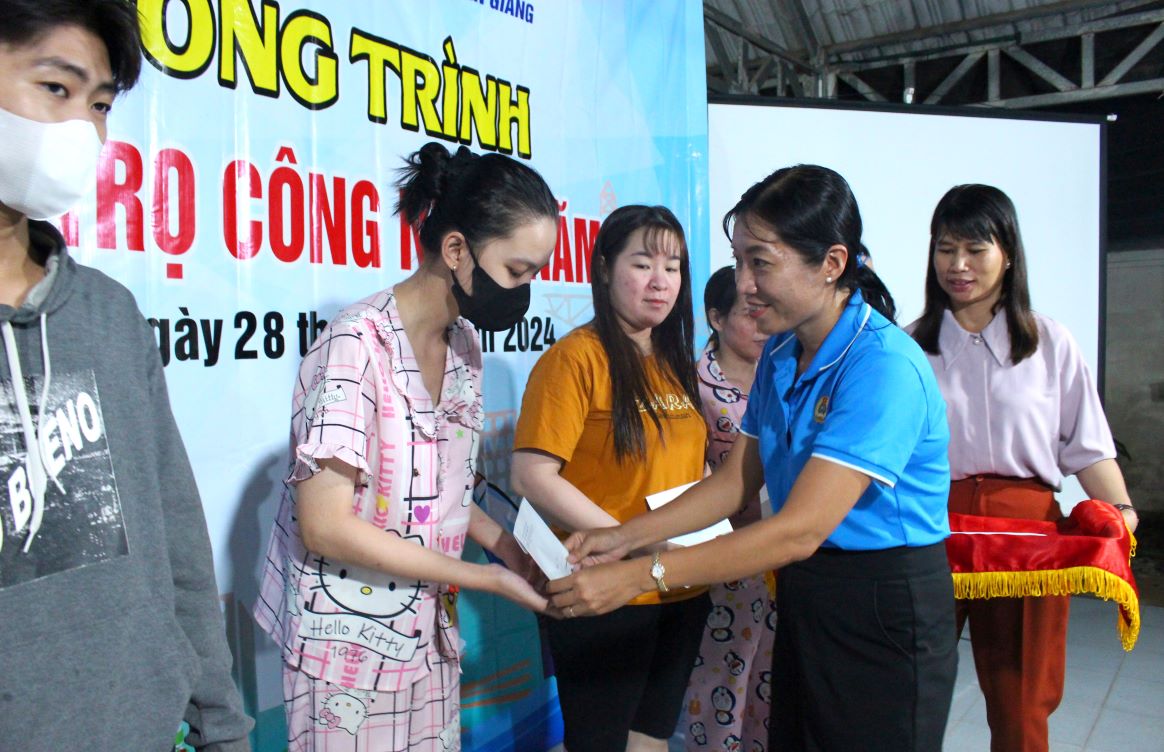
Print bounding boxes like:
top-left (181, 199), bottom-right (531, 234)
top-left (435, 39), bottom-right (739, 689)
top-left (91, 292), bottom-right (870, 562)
top-left (66, 2), bottom-right (709, 748)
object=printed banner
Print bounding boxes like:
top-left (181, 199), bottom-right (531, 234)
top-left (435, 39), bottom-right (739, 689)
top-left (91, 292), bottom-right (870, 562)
top-left (64, 1), bottom-right (708, 748)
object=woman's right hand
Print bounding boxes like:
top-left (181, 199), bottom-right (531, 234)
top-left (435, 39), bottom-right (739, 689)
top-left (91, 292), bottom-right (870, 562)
top-left (564, 527), bottom-right (631, 568)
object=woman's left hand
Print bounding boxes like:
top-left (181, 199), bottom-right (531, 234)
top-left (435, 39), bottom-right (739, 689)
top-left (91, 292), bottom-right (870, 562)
top-left (546, 558), bottom-right (648, 617)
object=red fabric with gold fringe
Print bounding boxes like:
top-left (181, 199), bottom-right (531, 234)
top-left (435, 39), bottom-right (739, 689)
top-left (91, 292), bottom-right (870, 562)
top-left (946, 499), bottom-right (1140, 650)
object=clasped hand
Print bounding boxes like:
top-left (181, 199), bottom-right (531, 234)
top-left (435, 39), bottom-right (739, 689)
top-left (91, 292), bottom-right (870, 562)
top-left (543, 526), bottom-right (647, 618)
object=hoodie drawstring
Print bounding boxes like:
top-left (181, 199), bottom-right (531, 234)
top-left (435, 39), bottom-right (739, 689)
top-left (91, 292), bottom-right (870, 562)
top-left (1, 313), bottom-right (64, 554)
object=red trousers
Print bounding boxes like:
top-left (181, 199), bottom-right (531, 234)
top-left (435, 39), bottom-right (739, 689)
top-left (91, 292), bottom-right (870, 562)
top-left (950, 475), bottom-right (1069, 752)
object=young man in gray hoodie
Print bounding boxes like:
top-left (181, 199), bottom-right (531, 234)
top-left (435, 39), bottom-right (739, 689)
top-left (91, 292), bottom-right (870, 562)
top-left (0, 1), bottom-right (253, 749)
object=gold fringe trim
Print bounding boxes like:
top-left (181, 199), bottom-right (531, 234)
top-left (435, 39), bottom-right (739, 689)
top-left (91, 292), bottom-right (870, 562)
top-left (952, 566), bottom-right (1140, 651)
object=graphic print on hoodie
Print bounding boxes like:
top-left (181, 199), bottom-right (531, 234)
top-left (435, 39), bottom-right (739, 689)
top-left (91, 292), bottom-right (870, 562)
top-left (0, 368), bottom-right (127, 587)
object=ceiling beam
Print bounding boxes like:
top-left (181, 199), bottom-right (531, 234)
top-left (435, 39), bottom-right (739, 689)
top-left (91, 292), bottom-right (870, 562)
top-left (1005, 46), bottom-right (1077, 92)
top-left (837, 72), bottom-right (887, 102)
top-left (924, 52), bottom-right (984, 105)
top-left (703, 3), bottom-right (813, 72)
top-left (824, 0), bottom-right (1153, 57)
top-left (1098, 21), bottom-right (1164, 86)
top-left (995, 75), bottom-right (1164, 107)
top-left (705, 24), bottom-right (736, 86)
top-left (836, 8), bottom-right (1164, 73)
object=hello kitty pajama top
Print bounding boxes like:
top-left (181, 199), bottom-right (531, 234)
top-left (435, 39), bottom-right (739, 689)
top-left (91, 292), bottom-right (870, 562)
top-left (256, 288), bottom-right (482, 693)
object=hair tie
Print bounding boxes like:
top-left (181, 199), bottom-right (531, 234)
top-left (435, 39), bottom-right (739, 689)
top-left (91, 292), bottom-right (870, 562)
top-left (856, 252), bottom-right (868, 269)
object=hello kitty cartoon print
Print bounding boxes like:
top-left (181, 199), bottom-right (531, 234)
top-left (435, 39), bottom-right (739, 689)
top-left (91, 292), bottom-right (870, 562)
top-left (319, 689), bottom-right (373, 734)
top-left (256, 289), bottom-right (481, 692)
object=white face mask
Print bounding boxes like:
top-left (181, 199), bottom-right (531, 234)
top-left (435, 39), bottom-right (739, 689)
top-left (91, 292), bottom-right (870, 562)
top-left (0, 105), bottom-right (103, 221)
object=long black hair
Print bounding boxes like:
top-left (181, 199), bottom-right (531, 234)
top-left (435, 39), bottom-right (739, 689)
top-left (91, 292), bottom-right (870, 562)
top-left (0, 0), bottom-right (142, 92)
top-left (704, 265), bottom-right (737, 351)
top-left (590, 205), bottom-right (701, 462)
top-left (395, 142), bottom-right (557, 258)
top-left (911, 184), bottom-right (1039, 363)
top-left (723, 165), bottom-right (896, 323)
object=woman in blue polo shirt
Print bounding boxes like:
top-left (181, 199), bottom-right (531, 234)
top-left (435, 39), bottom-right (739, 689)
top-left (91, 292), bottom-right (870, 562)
top-left (549, 165), bottom-right (957, 751)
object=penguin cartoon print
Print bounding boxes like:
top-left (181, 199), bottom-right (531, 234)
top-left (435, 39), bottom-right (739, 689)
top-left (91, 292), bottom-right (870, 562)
top-left (723, 650), bottom-right (746, 677)
top-left (722, 733), bottom-right (742, 751)
top-left (707, 605), bottom-right (734, 642)
top-left (689, 721), bottom-right (708, 746)
top-left (712, 685), bottom-right (735, 726)
top-left (756, 670), bottom-right (772, 704)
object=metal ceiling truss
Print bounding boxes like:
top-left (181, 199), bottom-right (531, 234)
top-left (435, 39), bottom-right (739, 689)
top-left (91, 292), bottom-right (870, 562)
top-left (704, 4), bottom-right (814, 96)
top-left (705, 2), bottom-right (1164, 107)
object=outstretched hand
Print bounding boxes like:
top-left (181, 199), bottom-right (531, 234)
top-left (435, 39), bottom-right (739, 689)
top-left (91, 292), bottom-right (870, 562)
top-left (491, 529), bottom-right (549, 593)
top-left (564, 527), bottom-right (632, 568)
top-left (546, 558), bottom-right (647, 618)
top-left (487, 563), bottom-right (557, 615)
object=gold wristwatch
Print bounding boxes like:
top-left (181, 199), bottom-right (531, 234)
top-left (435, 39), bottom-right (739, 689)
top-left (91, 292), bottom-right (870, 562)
top-left (650, 552), bottom-right (669, 593)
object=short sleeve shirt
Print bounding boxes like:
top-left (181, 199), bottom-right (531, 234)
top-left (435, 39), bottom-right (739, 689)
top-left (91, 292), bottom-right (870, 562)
top-left (741, 291), bottom-right (951, 550)
top-left (255, 289), bottom-right (482, 692)
top-left (917, 309), bottom-right (1115, 488)
top-left (513, 326), bottom-right (707, 604)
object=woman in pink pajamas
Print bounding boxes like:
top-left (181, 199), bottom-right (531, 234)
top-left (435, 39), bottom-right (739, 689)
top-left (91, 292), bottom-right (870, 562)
top-left (681, 266), bottom-right (774, 752)
top-left (255, 142), bottom-right (559, 751)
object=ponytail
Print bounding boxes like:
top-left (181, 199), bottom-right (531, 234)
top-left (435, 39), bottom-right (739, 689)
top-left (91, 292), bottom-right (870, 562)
top-left (847, 246), bottom-right (895, 323)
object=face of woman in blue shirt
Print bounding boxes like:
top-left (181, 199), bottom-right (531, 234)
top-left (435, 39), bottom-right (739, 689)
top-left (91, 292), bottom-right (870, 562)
top-left (730, 217), bottom-right (838, 339)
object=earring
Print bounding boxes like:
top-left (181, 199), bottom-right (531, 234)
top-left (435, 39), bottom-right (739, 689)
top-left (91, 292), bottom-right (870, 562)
top-left (1005, 261), bottom-right (1012, 269)
top-left (826, 276), bottom-right (833, 283)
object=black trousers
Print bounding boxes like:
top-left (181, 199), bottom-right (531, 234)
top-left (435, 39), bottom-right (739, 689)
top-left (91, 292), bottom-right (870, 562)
top-left (545, 592), bottom-right (711, 752)
top-left (770, 543), bottom-right (957, 752)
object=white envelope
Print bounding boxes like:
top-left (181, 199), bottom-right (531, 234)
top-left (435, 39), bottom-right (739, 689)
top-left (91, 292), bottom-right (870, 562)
top-left (513, 499), bottom-right (573, 579)
top-left (645, 482), bottom-right (734, 547)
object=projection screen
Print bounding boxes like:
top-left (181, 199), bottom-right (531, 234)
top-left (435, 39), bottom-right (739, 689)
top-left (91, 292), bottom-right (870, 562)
top-left (708, 100), bottom-right (1106, 507)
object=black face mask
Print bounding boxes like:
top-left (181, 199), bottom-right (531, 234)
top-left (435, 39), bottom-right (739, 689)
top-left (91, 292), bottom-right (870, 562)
top-left (451, 245), bottom-right (531, 332)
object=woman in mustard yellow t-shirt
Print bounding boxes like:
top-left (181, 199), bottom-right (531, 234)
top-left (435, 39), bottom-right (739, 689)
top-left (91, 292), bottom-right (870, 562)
top-left (512, 204), bottom-right (710, 752)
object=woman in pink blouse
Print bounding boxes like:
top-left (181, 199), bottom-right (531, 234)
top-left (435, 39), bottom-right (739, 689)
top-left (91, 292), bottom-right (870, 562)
top-left (255, 143), bottom-right (558, 752)
top-left (681, 266), bottom-right (772, 752)
top-left (909, 184), bottom-right (1139, 752)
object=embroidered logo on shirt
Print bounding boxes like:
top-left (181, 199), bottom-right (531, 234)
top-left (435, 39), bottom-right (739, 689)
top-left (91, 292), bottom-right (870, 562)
top-left (813, 396), bottom-right (829, 423)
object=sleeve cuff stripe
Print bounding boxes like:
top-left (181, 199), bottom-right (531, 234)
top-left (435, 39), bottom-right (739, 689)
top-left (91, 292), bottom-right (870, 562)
top-left (812, 452), bottom-right (896, 488)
